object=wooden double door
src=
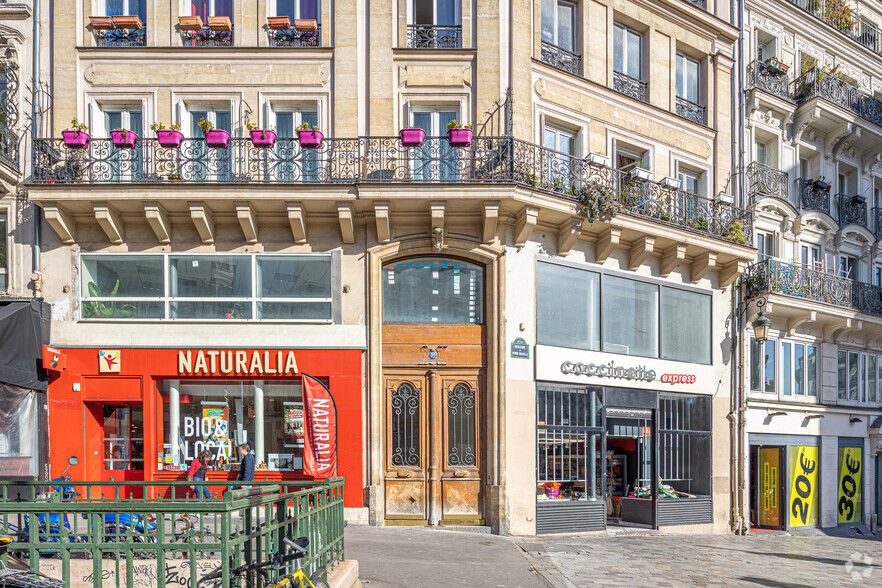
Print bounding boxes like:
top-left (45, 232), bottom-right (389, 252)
top-left (384, 369), bottom-right (483, 525)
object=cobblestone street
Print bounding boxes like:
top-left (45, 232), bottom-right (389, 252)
top-left (515, 532), bottom-right (882, 587)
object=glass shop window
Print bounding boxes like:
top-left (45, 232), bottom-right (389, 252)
top-left (658, 393), bottom-right (710, 496)
top-left (103, 405), bottom-right (144, 471)
top-left (383, 257), bottom-right (483, 324)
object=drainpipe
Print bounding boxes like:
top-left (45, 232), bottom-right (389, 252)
top-left (31, 0), bottom-right (41, 279)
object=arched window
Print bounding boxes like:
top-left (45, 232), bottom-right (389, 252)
top-left (383, 257), bottom-right (483, 324)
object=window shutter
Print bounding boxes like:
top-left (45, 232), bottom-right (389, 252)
top-left (88, 99), bottom-right (101, 137)
top-left (141, 98), bottom-right (149, 128)
top-left (317, 99), bottom-right (323, 132)
top-left (404, 100), bottom-right (412, 128)
top-left (264, 98), bottom-right (272, 129)
top-left (231, 98), bottom-right (238, 134)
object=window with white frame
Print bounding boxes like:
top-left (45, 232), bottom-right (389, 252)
top-left (838, 349), bottom-right (882, 404)
top-left (102, 105), bottom-right (143, 139)
top-left (412, 0), bottom-right (459, 26)
top-left (613, 24), bottom-right (642, 80)
top-left (875, 265), bottom-right (882, 287)
top-left (756, 231), bottom-right (774, 261)
top-left (267, 101), bottom-right (319, 181)
top-left (543, 123), bottom-right (576, 191)
top-left (0, 212), bottom-right (7, 293)
top-left (756, 140), bottom-right (769, 166)
top-left (750, 337), bottom-right (819, 398)
top-left (676, 53), bottom-right (700, 105)
top-left (91, 103), bottom-right (144, 181)
top-left (273, 0), bottom-right (320, 21)
top-left (800, 244), bottom-right (821, 269)
top-left (541, 0), bottom-right (576, 52)
top-left (839, 254), bottom-right (856, 280)
top-left (409, 105), bottom-right (459, 181)
top-left (191, 0), bottom-right (233, 19)
top-left (677, 166), bottom-right (703, 196)
top-left (749, 337), bottom-right (776, 394)
top-left (182, 103), bottom-right (233, 180)
top-left (80, 253), bottom-right (336, 321)
top-left (104, 0), bottom-right (146, 18)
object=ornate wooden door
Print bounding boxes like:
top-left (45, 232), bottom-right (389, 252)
top-left (384, 370), bottom-right (482, 525)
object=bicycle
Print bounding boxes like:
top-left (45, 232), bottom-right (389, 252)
top-left (0, 535), bottom-right (65, 587)
top-left (198, 536), bottom-right (330, 588)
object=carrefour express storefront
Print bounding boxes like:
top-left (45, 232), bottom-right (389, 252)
top-left (44, 347), bottom-right (363, 506)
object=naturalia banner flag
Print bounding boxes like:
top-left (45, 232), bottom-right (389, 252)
top-left (302, 374), bottom-right (338, 477)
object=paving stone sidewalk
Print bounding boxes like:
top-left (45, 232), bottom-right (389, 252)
top-left (514, 531), bottom-right (882, 587)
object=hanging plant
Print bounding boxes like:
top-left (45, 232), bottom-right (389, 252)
top-left (721, 220), bottom-right (749, 245)
top-left (574, 181), bottom-right (620, 222)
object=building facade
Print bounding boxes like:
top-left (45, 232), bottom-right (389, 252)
top-left (742, 0), bottom-right (882, 532)
top-left (28, 0), bottom-right (753, 535)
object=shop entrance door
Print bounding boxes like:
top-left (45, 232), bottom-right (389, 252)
top-left (605, 408), bottom-right (654, 527)
top-left (94, 404), bottom-right (145, 485)
top-left (755, 446), bottom-right (784, 529)
top-left (383, 370), bottom-right (482, 525)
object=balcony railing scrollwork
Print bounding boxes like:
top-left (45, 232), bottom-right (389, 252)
top-left (793, 67), bottom-right (882, 128)
top-left (797, 178), bottom-right (830, 215)
top-left (182, 26), bottom-right (234, 47)
top-left (746, 60), bottom-right (792, 101)
top-left (269, 25), bottom-right (321, 47)
top-left (744, 258), bottom-right (882, 317)
top-left (0, 121), bottom-right (19, 171)
top-left (747, 162), bottom-right (789, 204)
top-left (613, 71), bottom-right (647, 102)
top-left (787, 0), bottom-right (882, 57)
top-left (675, 96), bottom-right (705, 124)
top-left (96, 28), bottom-right (147, 47)
top-left (540, 41), bottom-right (581, 76)
top-left (406, 24), bottom-right (461, 49)
top-left (837, 193), bottom-right (868, 228)
top-left (32, 136), bottom-right (753, 245)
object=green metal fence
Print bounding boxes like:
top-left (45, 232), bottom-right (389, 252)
top-left (0, 479), bottom-right (344, 587)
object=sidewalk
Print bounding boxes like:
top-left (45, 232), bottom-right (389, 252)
top-left (344, 525), bottom-right (548, 587)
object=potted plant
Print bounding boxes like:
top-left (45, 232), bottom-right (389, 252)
top-left (151, 122), bottom-right (184, 148)
top-left (62, 118), bottom-right (90, 149)
top-left (296, 121), bottom-right (323, 148)
top-left (198, 118), bottom-right (231, 148)
top-left (247, 122), bottom-right (277, 148)
top-left (661, 176), bottom-right (681, 190)
top-left (588, 152), bottom-right (609, 167)
top-left (764, 56), bottom-right (789, 73)
top-left (630, 161), bottom-right (652, 181)
top-left (577, 181), bottom-right (620, 222)
top-left (446, 120), bottom-right (473, 147)
top-left (399, 127), bottom-right (426, 147)
top-left (722, 220), bottom-right (749, 245)
top-left (111, 128), bottom-right (139, 149)
top-left (167, 173), bottom-right (183, 183)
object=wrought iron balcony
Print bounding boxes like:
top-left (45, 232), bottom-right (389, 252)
top-left (793, 67), bottom-right (882, 129)
top-left (837, 193), bottom-right (868, 228)
top-left (675, 96), bottom-right (705, 124)
top-left (787, 1), bottom-right (882, 57)
top-left (96, 28), bottom-right (147, 47)
top-left (746, 60), bottom-right (792, 102)
top-left (182, 26), bottom-right (234, 47)
top-left (797, 179), bottom-right (831, 215)
top-left (685, 0), bottom-right (707, 8)
top-left (406, 25), bottom-right (462, 49)
top-left (747, 162), bottom-right (789, 204)
top-left (0, 122), bottom-right (19, 172)
top-left (269, 25), bottom-right (321, 47)
top-left (540, 41), bottom-right (580, 76)
top-left (744, 258), bottom-right (882, 317)
top-left (31, 136), bottom-right (753, 245)
top-left (613, 71), bottom-right (647, 102)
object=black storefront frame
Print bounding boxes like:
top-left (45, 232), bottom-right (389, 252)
top-left (536, 383), bottom-right (713, 533)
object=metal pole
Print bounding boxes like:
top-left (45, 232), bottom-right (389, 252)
top-left (169, 380), bottom-right (180, 465)
top-left (254, 380), bottom-right (265, 466)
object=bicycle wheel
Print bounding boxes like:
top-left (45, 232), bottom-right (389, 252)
top-left (308, 573), bottom-right (330, 588)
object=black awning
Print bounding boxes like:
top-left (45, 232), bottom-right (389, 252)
top-left (0, 299), bottom-right (50, 390)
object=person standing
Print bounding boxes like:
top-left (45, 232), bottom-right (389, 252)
top-left (235, 443), bottom-right (255, 490)
top-left (187, 450), bottom-right (212, 500)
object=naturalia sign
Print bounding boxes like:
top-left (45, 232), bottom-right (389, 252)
top-left (177, 350), bottom-right (299, 376)
top-left (302, 373), bottom-right (337, 478)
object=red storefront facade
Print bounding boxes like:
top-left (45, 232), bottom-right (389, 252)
top-left (45, 347), bottom-right (364, 508)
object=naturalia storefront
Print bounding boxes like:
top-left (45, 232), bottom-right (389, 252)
top-left (44, 347), bottom-right (363, 507)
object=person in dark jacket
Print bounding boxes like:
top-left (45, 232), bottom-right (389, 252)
top-left (187, 450), bottom-right (212, 500)
top-left (235, 443), bottom-right (255, 489)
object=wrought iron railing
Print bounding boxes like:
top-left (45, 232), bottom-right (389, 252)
top-left (747, 162), bottom-right (789, 203)
top-left (675, 96), bottom-right (705, 124)
top-left (685, 0), bottom-right (707, 8)
top-left (837, 193), bottom-right (868, 227)
top-left (540, 41), bottom-right (581, 76)
top-left (406, 24), bottom-right (462, 48)
top-left (613, 71), bottom-right (647, 102)
top-left (747, 60), bottom-right (792, 101)
top-left (744, 258), bottom-right (882, 317)
top-left (0, 121), bottom-right (19, 172)
top-left (182, 26), bottom-right (234, 47)
top-left (96, 28), bottom-right (147, 47)
top-left (797, 178), bottom-right (831, 215)
top-left (31, 136), bottom-right (753, 244)
top-left (269, 25), bottom-right (321, 47)
top-left (787, 0), bottom-right (882, 56)
top-left (876, 207), bottom-right (882, 241)
top-left (793, 67), bottom-right (882, 128)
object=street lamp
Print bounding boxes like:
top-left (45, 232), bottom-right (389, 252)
top-left (751, 311), bottom-right (771, 343)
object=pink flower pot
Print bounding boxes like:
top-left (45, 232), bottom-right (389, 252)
top-left (447, 128), bottom-right (473, 147)
top-left (62, 131), bottom-right (90, 149)
top-left (203, 129), bottom-right (231, 148)
top-left (399, 128), bottom-right (426, 147)
top-left (111, 130), bottom-right (139, 149)
top-left (156, 130), bottom-right (184, 148)
top-left (250, 129), bottom-right (277, 148)
top-left (298, 130), bottom-right (323, 148)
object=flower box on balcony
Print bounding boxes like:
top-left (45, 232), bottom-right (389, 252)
top-left (179, 16), bottom-right (204, 31)
top-left (90, 16), bottom-right (115, 30)
top-left (447, 128), bottom-right (473, 147)
top-left (764, 57), bottom-right (789, 74)
top-left (630, 167), bottom-right (652, 181)
top-left (62, 131), bottom-right (90, 149)
top-left (298, 129), bottom-right (323, 148)
top-left (250, 129), bottom-right (277, 148)
top-left (812, 179), bottom-right (829, 191)
top-left (399, 128), bottom-right (426, 147)
top-left (207, 16), bottom-right (233, 32)
top-left (113, 15), bottom-right (144, 30)
top-left (156, 130), bottom-right (183, 148)
top-left (588, 152), bottom-right (609, 167)
top-left (111, 129), bottom-right (139, 149)
top-left (852, 194), bottom-right (866, 204)
top-left (716, 192), bottom-right (735, 205)
top-left (294, 19), bottom-right (318, 33)
top-left (661, 176), bottom-right (681, 190)
top-left (267, 16), bottom-right (292, 30)
top-left (204, 129), bottom-right (231, 148)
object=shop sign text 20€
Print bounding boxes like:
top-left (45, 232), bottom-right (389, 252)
top-left (177, 350), bottom-right (299, 376)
